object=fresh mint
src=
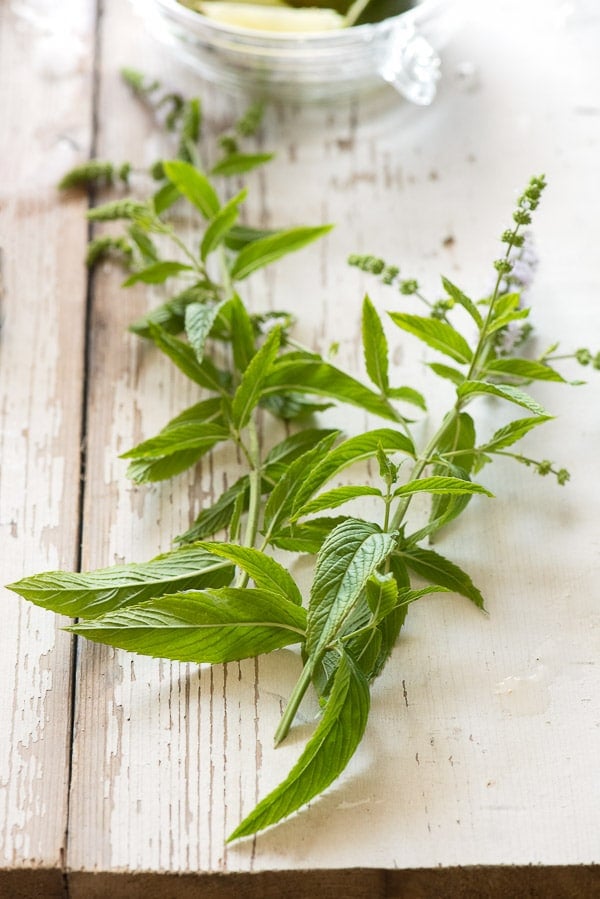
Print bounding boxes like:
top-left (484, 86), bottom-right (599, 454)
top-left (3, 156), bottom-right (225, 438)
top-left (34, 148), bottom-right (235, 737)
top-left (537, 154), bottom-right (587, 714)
top-left (8, 71), bottom-right (599, 842)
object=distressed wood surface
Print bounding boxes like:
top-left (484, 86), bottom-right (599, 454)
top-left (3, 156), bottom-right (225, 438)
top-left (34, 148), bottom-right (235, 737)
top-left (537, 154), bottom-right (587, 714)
top-left (2, 0), bottom-right (600, 893)
top-left (0, 0), bottom-right (96, 891)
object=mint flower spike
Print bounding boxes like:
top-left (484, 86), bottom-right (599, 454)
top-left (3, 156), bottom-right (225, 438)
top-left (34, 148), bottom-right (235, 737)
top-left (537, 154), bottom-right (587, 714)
top-left (493, 175), bottom-right (546, 356)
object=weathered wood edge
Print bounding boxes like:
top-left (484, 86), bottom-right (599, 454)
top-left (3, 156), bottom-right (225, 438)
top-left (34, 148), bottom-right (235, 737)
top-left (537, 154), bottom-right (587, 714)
top-left (0, 0), bottom-right (96, 877)
top-left (63, 865), bottom-right (600, 899)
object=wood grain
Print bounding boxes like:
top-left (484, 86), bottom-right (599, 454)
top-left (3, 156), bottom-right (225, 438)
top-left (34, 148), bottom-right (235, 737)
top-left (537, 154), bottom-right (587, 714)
top-left (0, 0), bottom-right (96, 883)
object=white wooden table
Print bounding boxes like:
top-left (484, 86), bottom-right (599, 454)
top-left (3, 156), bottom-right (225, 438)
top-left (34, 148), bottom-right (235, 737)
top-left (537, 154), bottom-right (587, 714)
top-left (1, 0), bottom-right (599, 895)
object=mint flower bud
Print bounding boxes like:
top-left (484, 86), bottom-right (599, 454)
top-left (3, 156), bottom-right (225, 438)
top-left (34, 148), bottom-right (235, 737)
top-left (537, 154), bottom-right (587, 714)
top-left (399, 279), bottom-right (418, 295)
top-left (513, 210), bottom-right (532, 226)
top-left (575, 348), bottom-right (592, 366)
top-left (382, 265), bottom-right (399, 285)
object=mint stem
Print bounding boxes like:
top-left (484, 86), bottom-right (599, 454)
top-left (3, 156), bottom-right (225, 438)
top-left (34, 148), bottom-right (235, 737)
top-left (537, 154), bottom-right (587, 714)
top-left (274, 657), bottom-right (314, 747)
top-left (235, 418), bottom-right (262, 589)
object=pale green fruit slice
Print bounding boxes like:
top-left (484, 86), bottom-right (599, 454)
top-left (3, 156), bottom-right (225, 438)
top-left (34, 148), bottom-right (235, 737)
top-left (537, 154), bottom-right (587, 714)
top-left (180, 0), bottom-right (285, 8)
top-left (197, 1), bottom-right (346, 32)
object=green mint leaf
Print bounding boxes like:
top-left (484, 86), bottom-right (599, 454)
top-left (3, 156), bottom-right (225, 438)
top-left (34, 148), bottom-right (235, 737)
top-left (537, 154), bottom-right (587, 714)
top-left (127, 448), bottom-right (213, 484)
top-left (349, 580), bottom-right (449, 681)
top-left (293, 485), bottom-right (383, 520)
top-left (177, 428), bottom-right (330, 540)
top-left (263, 432), bottom-right (340, 535)
top-left (231, 327), bottom-right (281, 430)
top-left (306, 519), bottom-right (396, 659)
top-left (177, 476), bottom-right (251, 543)
top-left (68, 588), bottom-right (306, 663)
top-left (376, 443), bottom-right (399, 485)
top-left (393, 475), bottom-right (493, 498)
top-left (435, 411), bottom-right (476, 474)
top-left (148, 323), bottom-right (231, 392)
top-left (210, 152), bottom-right (274, 177)
top-left (197, 544), bottom-right (303, 606)
top-left (427, 362), bottom-right (467, 386)
top-left (343, 629), bottom-right (382, 685)
top-left (120, 66), bottom-right (160, 96)
top-left (397, 545), bottom-right (485, 610)
top-left (184, 301), bottom-right (224, 363)
top-left (168, 400), bottom-right (225, 432)
top-left (260, 393), bottom-right (333, 421)
top-left (228, 491), bottom-right (246, 543)
top-left (7, 545), bottom-right (233, 619)
top-left (264, 429), bottom-right (338, 474)
top-left (385, 386), bottom-right (427, 410)
top-left (153, 182), bottom-right (180, 215)
top-left (365, 572), bottom-right (399, 621)
top-left (130, 284), bottom-right (217, 338)
top-left (177, 98), bottom-right (202, 161)
top-left (224, 225), bottom-right (275, 251)
top-left (488, 292), bottom-right (520, 319)
top-left (229, 651), bottom-right (369, 840)
top-left (428, 412), bottom-right (477, 533)
top-left (485, 308), bottom-right (530, 337)
top-left (230, 225), bottom-right (333, 281)
top-left (261, 355), bottom-right (399, 422)
top-left (122, 261), bottom-right (194, 287)
top-left (290, 428), bottom-right (415, 519)
top-left (408, 485), bottom-right (473, 543)
top-left (441, 276), bottom-right (483, 327)
top-left (369, 554), bottom-right (410, 680)
top-left (163, 160), bottom-right (220, 219)
top-left (125, 397), bottom-right (224, 483)
top-left (127, 224), bottom-right (159, 264)
top-left (121, 422), bottom-right (229, 460)
top-left (362, 295), bottom-right (389, 393)
top-left (388, 313), bottom-right (473, 364)
top-left (480, 414), bottom-right (555, 452)
top-left (484, 357), bottom-right (566, 383)
top-left (457, 380), bottom-right (548, 416)
top-left (227, 294), bottom-right (256, 373)
top-left (200, 189), bottom-right (247, 262)
top-left (269, 517), bottom-right (348, 555)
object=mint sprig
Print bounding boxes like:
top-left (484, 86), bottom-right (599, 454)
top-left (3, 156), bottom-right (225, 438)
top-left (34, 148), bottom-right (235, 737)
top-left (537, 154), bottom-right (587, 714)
top-left (8, 72), bottom-right (598, 842)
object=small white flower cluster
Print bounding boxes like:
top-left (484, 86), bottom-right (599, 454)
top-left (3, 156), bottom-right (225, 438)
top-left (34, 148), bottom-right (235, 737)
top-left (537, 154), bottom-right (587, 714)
top-left (496, 231), bottom-right (538, 355)
top-left (497, 231), bottom-right (539, 299)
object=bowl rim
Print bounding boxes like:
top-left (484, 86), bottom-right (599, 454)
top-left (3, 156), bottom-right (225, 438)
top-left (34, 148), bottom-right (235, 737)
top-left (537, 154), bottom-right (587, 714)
top-left (145, 0), bottom-right (443, 43)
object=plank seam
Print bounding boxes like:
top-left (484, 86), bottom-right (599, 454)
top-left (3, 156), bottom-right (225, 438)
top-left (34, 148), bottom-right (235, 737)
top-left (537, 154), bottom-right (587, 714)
top-left (62, 0), bottom-right (105, 884)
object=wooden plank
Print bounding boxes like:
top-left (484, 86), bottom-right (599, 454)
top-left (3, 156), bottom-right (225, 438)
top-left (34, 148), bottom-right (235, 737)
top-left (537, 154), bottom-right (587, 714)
top-left (0, 0), bottom-right (96, 882)
top-left (66, 865), bottom-right (600, 899)
top-left (67, 0), bottom-right (600, 883)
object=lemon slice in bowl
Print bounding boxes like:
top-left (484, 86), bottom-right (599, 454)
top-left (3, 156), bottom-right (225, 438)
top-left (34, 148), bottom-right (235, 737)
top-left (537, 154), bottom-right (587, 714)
top-left (196, 1), bottom-right (346, 32)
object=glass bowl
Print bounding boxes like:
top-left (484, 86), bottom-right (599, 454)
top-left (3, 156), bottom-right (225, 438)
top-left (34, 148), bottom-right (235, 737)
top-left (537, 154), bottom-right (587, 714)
top-left (133, 0), bottom-right (459, 103)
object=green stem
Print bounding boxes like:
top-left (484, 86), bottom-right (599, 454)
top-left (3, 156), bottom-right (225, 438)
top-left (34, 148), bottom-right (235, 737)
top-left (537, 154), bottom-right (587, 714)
top-left (467, 225), bottom-right (522, 380)
top-left (218, 244), bottom-right (235, 301)
top-left (162, 222), bottom-right (206, 274)
top-left (235, 417), bottom-right (262, 588)
top-left (389, 409), bottom-right (458, 531)
top-left (383, 496), bottom-right (392, 533)
top-left (273, 657), bottom-right (315, 747)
